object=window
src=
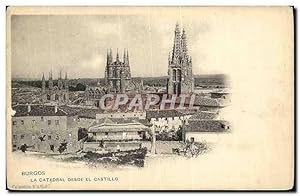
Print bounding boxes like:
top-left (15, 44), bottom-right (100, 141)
top-left (13, 145), bottom-right (17, 148)
top-left (105, 132), bottom-right (108, 136)
top-left (41, 116), bottom-right (44, 121)
top-left (12, 121), bottom-right (16, 125)
top-left (55, 120), bottom-right (59, 125)
top-left (48, 120), bottom-right (51, 125)
top-left (93, 133), bottom-right (96, 136)
top-left (20, 135), bottom-right (25, 139)
top-left (21, 120), bottom-right (24, 125)
top-left (190, 137), bottom-right (195, 143)
top-left (48, 135), bottom-right (51, 140)
top-left (13, 135), bottom-right (17, 140)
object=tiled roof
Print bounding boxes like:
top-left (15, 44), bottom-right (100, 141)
top-left (195, 97), bottom-right (229, 107)
top-left (12, 104), bottom-right (67, 117)
top-left (189, 111), bottom-right (218, 120)
top-left (146, 110), bottom-right (183, 119)
top-left (90, 117), bottom-right (151, 127)
top-left (59, 106), bottom-right (104, 119)
top-left (185, 120), bottom-right (231, 132)
top-left (88, 118), bottom-right (150, 133)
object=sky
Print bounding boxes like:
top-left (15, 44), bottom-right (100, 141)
top-left (10, 8), bottom-right (220, 79)
top-left (11, 7), bottom-right (283, 79)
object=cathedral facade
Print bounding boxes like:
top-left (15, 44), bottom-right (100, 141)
top-left (167, 23), bottom-right (194, 95)
top-left (105, 49), bottom-right (132, 93)
top-left (41, 71), bottom-right (69, 105)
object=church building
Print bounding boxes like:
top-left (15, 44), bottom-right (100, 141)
top-left (105, 49), bottom-right (132, 93)
top-left (41, 70), bottom-right (69, 105)
top-left (167, 23), bottom-right (194, 95)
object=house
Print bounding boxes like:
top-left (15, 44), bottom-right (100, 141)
top-left (11, 104), bottom-right (80, 153)
top-left (146, 110), bottom-right (189, 132)
top-left (184, 119), bottom-right (231, 144)
top-left (83, 118), bottom-right (150, 152)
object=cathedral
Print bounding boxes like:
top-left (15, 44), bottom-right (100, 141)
top-left (105, 49), bottom-right (132, 93)
top-left (41, 70), bottom-right (69, 105)
top-left (167, 23), bottom-right (194, 95)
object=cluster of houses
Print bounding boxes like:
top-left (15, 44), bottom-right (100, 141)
top-left (11, 89), bottom-right (231, 154)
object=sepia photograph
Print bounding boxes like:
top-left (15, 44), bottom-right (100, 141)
top-left (6, 6), bottom-right (294, 191)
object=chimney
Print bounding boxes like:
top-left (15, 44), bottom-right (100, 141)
top-left (27, 103), bottom-right (31, 113)
top-left (54, 105), bottom-right (58, 113)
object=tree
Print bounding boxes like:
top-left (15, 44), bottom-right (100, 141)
top-left (176, 125), bottom-right (183, 141)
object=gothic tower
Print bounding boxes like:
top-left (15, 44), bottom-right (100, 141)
top-left (105, 49), bottom-right (132, 93)
top-left (167, 23), bottom-right (194, 95)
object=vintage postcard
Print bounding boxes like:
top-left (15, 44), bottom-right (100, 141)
top-left (6, 6), bottom-right (294, 190)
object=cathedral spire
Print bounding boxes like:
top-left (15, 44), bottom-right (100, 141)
top-left (123, 48), bottom-right (126, 64)
top-left (116, 48), bottom-right (119, 61)
top-left (42, 72), bottom-right (46, 90)
top-left (110, 48), bottom-right (112, 60)
top-left (49, 70), bottom-right (53, 90)
top-left (64, 72), bottom-right (69, 89)
top-left (59, 69), bottom-right (62, 79)
top-left (49, 69), bottom-right (53, 80)
top-left (126, 49), bottom-right (129, 65)
top-left (172, 22), bottom-right (181, 62)
top-left (107, 49), bottom-right (109, 64)
top-left (181, 28), bottom-right (188, 58)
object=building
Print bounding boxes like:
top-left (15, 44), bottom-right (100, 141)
top-left (105, 49), bottom-right (132, 93)
top-left (183, 118), bottom-right (231, 144)
top-left (167, 23), bottom-right (194, 95)
top-left (146, 110), bottom-right (192, 132)
top-left (96, 111), bottom-right (146, 119)
top-left (41, 70), bottom-right (69, 105)
top-left (83, 117), bottom-right (150, 152)
top-left (84, 86), bottom-right (106, 106)
top-left (11, 104), bottom-right (79, 153)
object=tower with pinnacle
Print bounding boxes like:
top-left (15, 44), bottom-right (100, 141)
top-left (41, 69), bottom-right (69, 105)
top-left (167, 23), bottom-right (194, 95)
top-left (105, 49), bottom-right (132, 93)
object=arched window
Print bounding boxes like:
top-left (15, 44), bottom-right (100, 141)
top-left (55, 94), bottom-right (59, 101)
top-left (47, 94), bottom-right (51, 100)
top-left (173, 69), bottom-right (176, 81)
top-left (177, 70), bottom-right (181, 81)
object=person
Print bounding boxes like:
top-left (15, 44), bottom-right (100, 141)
top-left (20, 144), bottom-right (27, 153)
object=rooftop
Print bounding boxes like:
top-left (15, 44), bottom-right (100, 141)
top-left (146, 109), bottom-right (184, 119)
top-left (88, 118), bottom-right (150, 133)
top-left (185, 120), bottom-right (231, 133)
top-left (188, 111), bottom-right (219, 120)
top-left (12, 104), bottom-right (67, 117)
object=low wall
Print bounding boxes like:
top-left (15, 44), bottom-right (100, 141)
top-left (141, 141), bottom-right (183, 154)
top-left (83, 141), bottom-right (142, 152)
